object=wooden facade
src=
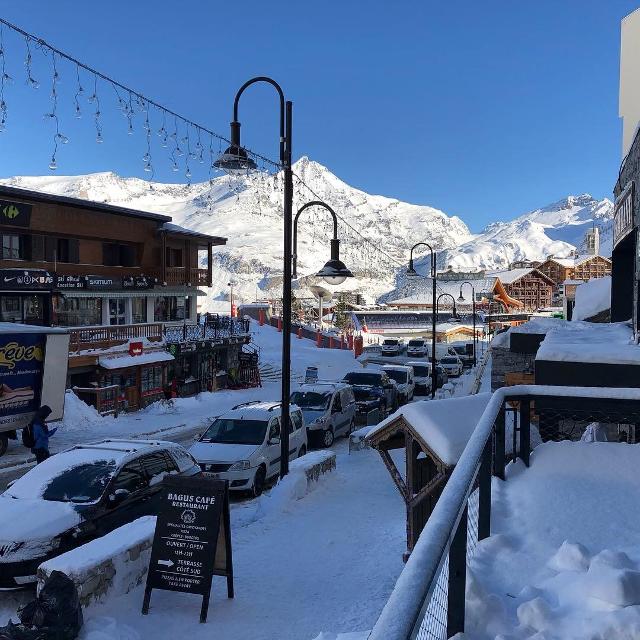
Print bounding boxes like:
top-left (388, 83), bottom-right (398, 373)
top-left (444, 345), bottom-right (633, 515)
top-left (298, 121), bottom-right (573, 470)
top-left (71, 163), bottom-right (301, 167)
top-left (537, 256), bottom-right (612, 290)
top-left (501, 269), bottom-right (555, 311)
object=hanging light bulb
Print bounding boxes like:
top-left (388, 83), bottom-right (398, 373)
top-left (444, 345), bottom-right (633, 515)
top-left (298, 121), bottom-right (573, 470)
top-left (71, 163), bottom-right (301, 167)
top-left (143, 152), bottom-right (151, 163)
top-left (96, 131), bottom-right (103, 143)
top-left (160, 135), bottom-right (168, 148)
top-left (176, 145), bottom-right (184, 157)
top-left (127, 121), bottom-right (134, 135)
top-left (49, 155), bottom-right (57, 171)
top-left (56, 133), bottom-right (69, 144)
top-left (144, 162), bottom-right (153, 173)
top-left (171, 161), bottom-right (179, 172)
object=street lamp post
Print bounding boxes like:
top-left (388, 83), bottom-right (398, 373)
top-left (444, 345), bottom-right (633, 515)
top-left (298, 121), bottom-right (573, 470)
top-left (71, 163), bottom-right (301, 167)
top-left (457, 282), bottom-right (477, 366)
top-left (436, 293), bottom-right (459, 322)
top-left (228, 281), bottom-right (234, 318)
top-left (215, 77), bottom-right (293, 479)
top-left (406, 242), bottom-right (437, 399)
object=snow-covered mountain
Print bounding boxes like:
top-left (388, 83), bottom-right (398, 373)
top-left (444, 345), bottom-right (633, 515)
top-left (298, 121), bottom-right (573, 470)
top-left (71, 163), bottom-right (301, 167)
top-left (433, 194), bottom-right (614, 273)
top-left (0, 160), bottom-right (614, 307)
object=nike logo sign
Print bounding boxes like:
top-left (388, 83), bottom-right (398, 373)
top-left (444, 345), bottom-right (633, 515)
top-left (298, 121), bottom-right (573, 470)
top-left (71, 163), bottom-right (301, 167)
top-left (3, 277), bottom-right (17, 282)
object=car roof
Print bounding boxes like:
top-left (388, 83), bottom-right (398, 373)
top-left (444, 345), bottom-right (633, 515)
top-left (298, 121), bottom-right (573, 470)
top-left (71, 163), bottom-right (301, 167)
top-left (406, 360), bottom-right (430, 366)
top-left (382, 364), bottom-right (413, 372)
top-left (295, 382), bottom-right (348, 393)
top-left (69, 439), bottom-right (182, 465)
top-left (219, 401), bottom-right (302, 420)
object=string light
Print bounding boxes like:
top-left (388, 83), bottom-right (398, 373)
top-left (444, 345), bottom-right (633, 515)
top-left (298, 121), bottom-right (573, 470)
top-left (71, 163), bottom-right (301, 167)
top-left (88, 75), bottom-right (103, 143)
top-left (24, 37), bottom-right (39, 88)
top-left (158, 109), bottom-right (168, 147)
top-left (0, 26), bottom-right (10, 131)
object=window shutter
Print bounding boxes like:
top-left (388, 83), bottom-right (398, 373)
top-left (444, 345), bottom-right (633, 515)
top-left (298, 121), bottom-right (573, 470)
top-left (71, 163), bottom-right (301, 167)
top-left (69, 239), bottom-right (80, 264)
top-left (45, 236), bottom-right (57, 262)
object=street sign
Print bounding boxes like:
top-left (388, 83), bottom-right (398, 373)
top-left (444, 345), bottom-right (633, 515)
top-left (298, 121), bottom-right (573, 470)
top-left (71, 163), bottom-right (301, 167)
top-left (142, 475), bottom-right (234, 623)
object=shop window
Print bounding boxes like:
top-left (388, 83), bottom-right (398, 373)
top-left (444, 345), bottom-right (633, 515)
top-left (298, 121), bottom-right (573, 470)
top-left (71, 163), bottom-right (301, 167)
top-left (0, 296), bottom-right (22, 322)
top-left (109, 298), bottom-right (126, 325)
top-left (154, 296), bottom-right (190, 322)
top-left (53, 296), bottom-right (102, 327)
top-left (131, 297), bottom-right (147, 324)
top-left (141, 366), bottom-right (163, 395)
top-left (23, 296), bottom-right (44, 325)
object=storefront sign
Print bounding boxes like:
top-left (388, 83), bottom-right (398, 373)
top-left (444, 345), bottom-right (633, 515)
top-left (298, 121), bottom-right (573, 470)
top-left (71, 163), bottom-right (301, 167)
top-left (123, 275), bottom-right (155, 289)
top-left (0, 199), bottom-right (31, 227)
top-left (85, 275), bottom-right (119, 290)
top-left (142, 475), bottom-right (234, 623)
top-left (614, 182), bottom-right (635, 248)
top-left (0, 269), bottom-right (53, 291)
top-left (0, 332), bottom-right (45, 426)
top-left (54, 274), bottom-right (85, 290)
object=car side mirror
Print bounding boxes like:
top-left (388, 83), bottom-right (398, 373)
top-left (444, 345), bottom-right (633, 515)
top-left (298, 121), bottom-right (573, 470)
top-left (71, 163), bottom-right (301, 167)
top-left (269, 436), bottom-right (281, 445)
top-left (5, 479), bottom-right (15, 490)
top-left (108, 488), bottom-right (130, 506)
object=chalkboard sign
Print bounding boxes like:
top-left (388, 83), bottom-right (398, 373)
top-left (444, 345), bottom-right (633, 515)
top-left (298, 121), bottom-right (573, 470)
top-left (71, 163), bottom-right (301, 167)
top-left (142, 475), bottom-right (234, 623)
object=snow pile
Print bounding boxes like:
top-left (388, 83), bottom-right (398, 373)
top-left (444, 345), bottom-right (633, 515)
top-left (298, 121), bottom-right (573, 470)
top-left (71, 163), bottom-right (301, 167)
top-left (572, 275), bottom-right (611, 321)
top-left (61, 390), bottom-right (106, 431)
top-left (81, 617), bottom-right (141, 640)
top-left (367, 393), bottom-right (492, 465)
top-left (463, 441), bottom-right (640, 639)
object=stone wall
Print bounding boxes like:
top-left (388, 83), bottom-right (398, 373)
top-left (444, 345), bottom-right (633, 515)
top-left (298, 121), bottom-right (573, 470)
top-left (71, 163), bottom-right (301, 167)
top-left (491, 345), bottom-right (536, 391)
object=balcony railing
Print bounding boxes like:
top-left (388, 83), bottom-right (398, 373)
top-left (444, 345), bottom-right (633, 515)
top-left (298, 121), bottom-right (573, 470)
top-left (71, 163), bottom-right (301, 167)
top-left (153, 267), bottom-right (210, 286)
top-left (163, 316), bottom-right (250, 343)
top-left (69, 323), bottom-right (164, 352)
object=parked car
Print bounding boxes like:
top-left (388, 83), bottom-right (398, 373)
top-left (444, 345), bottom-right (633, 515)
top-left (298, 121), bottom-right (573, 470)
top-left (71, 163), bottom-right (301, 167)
top-left (406, 360), bottom-right (432, 396)
top-left (381, 338), bottom-right (403, 357)
top-left (440, 355), bottom-right (464, 377)
top-left (0, 439), bottom-right (200, 589)
top-left (434, 365), bottom-right (449, 389)
top-left (190, 401), bottom-right (307, 497)
top-left (290, 382), bottom-right (356, 447)
top-left (381, 365), bottom-right (416, 404)
top-left (406, 338), bottom-right (428, 358)
top-left (451, 344), bottom-right (475, 368)
top-left (342, 370), bottom-right (399, 416)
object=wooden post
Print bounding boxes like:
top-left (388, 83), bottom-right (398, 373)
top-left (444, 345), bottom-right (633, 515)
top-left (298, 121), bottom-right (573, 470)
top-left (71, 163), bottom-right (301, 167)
top-left (447, 505), bottom-right (468, 637)
top-left (207, 242), bottom-right (213, 287)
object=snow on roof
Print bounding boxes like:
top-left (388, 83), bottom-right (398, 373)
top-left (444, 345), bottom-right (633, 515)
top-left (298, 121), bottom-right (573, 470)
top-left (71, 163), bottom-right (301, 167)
top-left (381, 364), bottom-right (413, 372)
top-left (162, 221), bottom-right (226, 244)
top-left (388, 278), bottom-right (497, 306)
top-left (98, 350), bottom-right (174, 369)
top-left (6, 445), bottom-right (128, 500)
top-left (572, 276), bottom-right (611, 321)
top-left (0, 322), bottom-right (68, 334)
top-left (488, 268), bottom-right (534, 284)
top-left (367, 393), bottom-right (492, 465)
top-left (536, 319), bottom-right (638, 365)
top-left (511, 317), bottom-right (564, 335)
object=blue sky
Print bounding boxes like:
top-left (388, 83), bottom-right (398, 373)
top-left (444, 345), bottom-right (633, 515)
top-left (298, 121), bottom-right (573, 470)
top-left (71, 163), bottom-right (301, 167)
top-left (0, 1), bottom-right (637, 230)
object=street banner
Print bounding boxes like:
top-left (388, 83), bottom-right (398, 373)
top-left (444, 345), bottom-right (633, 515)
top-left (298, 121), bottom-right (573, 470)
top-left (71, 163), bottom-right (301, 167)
top-left (142, 475), bottom-right (234, 623)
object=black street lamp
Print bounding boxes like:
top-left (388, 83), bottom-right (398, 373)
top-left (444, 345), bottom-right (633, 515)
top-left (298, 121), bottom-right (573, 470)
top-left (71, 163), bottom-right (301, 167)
top-left (406, 242), bottom-right (437, 399)
top-left (293, 201), bottom-right (354, 285)
top-left (215, 77), bottom-right (294, 479)
top-left (457, 282), bottom-right (477, 366)
top-left (436, 293), bottom-right (459, 322)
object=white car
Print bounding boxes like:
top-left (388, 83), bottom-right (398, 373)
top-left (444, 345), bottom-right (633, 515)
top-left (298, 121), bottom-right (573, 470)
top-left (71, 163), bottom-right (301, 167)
top-left (406, 338), bottom-right (428, 358)
top-left (381, 338), bottom-right (403, 356)
top-left (406, 361), bottom-right (432, 396)
top-left (381, 365), bottom-right (416, 404)
top-left (189, 402), bottom-right (307, 497)
top-left (439, 356), bottom-right (464, 377)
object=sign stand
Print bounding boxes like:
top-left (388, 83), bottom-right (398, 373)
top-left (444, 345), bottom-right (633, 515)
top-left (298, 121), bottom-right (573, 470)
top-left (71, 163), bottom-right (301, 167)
top-left (142, 475), bottom-right (234, 623)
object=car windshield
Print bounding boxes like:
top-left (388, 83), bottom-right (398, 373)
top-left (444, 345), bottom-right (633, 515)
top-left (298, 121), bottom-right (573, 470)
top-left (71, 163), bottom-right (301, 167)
top-left (343, 372), bottom-right (383, 386)
top-left (383, 339), bottom-right (398, 346)
top-left (201, 418), bottom-right (268, 445)
top-left (412, 365), bottom-right (429, 377)
top-left (441, 357), bottom-right (458, 364)
top-left (452, 346), bottom-right (466, 355)
top-left (290, 391), bottom-right (331, 411)
top-left (408, 340), bottom-right (424, 347)
top-left (384, 369), bottom-right (408, 384)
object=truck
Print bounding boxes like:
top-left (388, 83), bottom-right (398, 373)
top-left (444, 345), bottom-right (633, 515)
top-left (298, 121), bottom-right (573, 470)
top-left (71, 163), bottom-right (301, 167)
top-left (0, 323), bottom-right (69, 457)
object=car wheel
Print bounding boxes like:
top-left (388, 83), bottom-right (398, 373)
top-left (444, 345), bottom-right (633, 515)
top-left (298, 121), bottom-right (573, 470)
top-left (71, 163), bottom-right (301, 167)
top-left (0, 434), bottom-right (7, 457)
top-left (322, 429), bottom-right (335, 447)
top-left (252, 466), bottom-right (266, 498)
top-left (345, 419), bottom-right (355, 436)
top-left (298, 445), bottom-right (307, 458)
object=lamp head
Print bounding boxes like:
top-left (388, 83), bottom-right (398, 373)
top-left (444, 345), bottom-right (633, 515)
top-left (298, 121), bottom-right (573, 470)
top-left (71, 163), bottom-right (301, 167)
top-left (457, 292), bottom-right (465, 303)
top-left (316, 259), bottom-right (354, 286)
top-left (406, 258), bottom-right (418, 278)
top-left (213, 120), bottom-right (257, 175)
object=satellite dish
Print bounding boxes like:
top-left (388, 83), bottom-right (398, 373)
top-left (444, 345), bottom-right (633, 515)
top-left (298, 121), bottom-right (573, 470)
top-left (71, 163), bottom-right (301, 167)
top-left (309, 285), bottom-right (333, 302)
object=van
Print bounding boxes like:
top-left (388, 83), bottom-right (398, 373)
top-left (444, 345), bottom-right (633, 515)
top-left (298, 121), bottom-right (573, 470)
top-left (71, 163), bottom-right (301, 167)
top-left (290, 382), bottom-right (356, 447)
top-left (189, 401), bottom-right (307, 497)
top-left (381, 365), bottom-right (416, 404)
top-left (406, 361), bottom-right (432, 396)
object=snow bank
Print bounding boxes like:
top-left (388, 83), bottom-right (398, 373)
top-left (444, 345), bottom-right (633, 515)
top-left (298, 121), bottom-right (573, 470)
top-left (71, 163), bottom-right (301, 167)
top-left (367, 394), bottom-right (492, 465)
top-left (573, 275), bottom-right (611, 321)
top-left (62, 390), bottom-right (107, 431)
top-left (38, 516), bottom-right (155, 606)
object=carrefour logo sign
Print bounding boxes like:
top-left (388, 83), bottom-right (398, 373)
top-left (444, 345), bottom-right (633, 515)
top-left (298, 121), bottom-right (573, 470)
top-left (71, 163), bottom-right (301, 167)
top-left (0, 200), bottom-right (31, 227)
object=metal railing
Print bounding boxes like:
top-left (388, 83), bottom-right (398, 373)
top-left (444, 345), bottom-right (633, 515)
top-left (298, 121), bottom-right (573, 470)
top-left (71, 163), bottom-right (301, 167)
top-left (69, 323), bottom-right (163, 351)
top-left (163, 316), bottom-right (250, 343)
top-left (368, 385), bottom-right (640, 640)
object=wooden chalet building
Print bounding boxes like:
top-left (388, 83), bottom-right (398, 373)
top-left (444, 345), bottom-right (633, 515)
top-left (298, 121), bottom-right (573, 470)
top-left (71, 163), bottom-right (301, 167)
top-left (537, 255), bottom-right (612, 302)
top-left (489, 268), bottom-right (555, 312)
top-left (0, 185), bottom-right (251, 412)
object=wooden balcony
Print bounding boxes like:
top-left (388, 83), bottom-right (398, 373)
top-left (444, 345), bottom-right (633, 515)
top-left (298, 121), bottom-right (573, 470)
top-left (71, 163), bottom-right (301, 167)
top-left (69, 323), bottom-right (163, 352)
top-left (151, 267), bottom-right (211, 287)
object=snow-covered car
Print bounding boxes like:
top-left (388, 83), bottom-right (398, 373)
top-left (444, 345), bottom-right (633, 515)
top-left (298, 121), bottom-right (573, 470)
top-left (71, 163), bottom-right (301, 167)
top-left (381, 365), bottom-right (415, 404)
top-left (406, 361), bottom-right (432, 396)
top-left (290, 383), bottom-right (356, 447)
top-left (439, 356), bottom-right (463, 377)
top-left (406, 338), bottom-right (428, 358)
top-left (0, 439), bottom-right (200, 589)
top-left (381, 338), bottom-right (403, 357)
top-left (342, 370), bottom-right (399, 416)
top-left (189, 401), bottom-right (307, 497)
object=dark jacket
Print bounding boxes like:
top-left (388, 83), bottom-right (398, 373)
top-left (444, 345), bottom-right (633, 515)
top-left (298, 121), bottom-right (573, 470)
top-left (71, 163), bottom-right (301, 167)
top-left (30, 405), bottom-right (54, 451)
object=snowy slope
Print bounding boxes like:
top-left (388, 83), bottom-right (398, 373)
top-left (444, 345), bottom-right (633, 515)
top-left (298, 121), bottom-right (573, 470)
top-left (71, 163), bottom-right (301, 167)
top-left (0, 164), bottom-right (612, 305)
top-left (435, 194), bottom-right (614, 272)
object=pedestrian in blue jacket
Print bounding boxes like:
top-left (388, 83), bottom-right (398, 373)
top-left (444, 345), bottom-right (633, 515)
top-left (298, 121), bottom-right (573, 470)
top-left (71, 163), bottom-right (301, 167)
top-left (31, 405), bottom-right (55, 464)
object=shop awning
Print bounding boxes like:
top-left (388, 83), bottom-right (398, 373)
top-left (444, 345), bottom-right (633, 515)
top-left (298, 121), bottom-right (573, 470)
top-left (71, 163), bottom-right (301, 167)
top-left (98, 350), bottom-right (175, 370)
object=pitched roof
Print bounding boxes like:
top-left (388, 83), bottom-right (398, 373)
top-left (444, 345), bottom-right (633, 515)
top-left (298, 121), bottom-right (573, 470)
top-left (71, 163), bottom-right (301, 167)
top-left (489, 267), bottom-right (555, 287)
